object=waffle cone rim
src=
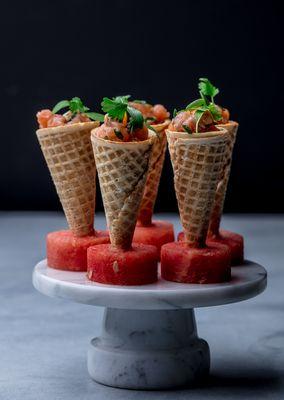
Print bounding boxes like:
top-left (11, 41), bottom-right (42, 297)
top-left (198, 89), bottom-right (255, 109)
top-left (166, 127), bottom-right (229, 145)
top-left (216, 120), bottom-right (239, 131)
top-left (36, 121), bottom-right (99, 137)
top-left (91, 129), bottom-right (155, 148)
top-left (150, 119), bottom-right (171, 133)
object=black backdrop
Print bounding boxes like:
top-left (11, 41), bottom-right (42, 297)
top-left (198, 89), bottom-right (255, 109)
top-left (0, 0), bottom-right (283, 213)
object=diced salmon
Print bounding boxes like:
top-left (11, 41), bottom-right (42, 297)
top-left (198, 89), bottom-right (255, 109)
top-left (132, 125), bottom-right (149, 141)
top-left (152, 104), bottom-right (170, 123)
top-left (169, 110), bottom-right (217, 133)
top-left (129, 102), bottom-right (153, 119)
top-left (37, 109), bottom-right (53, 128)
top-left (95, 115), bottom-right (130, 141)
top-left (129, 102), bottom-right (169, 124)
top-left (47, 114), bottom-right (66, 127)
top-left (37, 109), bottom-right (92, 129)
top-left (69, 113), bottom-right (91, 124)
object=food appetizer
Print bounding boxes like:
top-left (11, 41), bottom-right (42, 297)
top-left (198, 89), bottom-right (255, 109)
top-left (161, 82), bottom-right (232, 284)
top-left (126, 99), bottom-right (175, 254)
top-left (176, 78), bottom-right (243, 265)
top-left (87, 96), bottom-right (158, 285)
top-left (36, 98), bottom-right (109, 271)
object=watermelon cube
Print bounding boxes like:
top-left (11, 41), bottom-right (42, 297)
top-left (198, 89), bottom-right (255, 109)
top-left (87, 243), bottom-right (158, 285)
top-left (47, 230), bottom-right (110, 271)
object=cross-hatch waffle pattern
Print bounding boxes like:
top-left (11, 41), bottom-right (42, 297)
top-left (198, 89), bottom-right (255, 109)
top-left (138, 133), bottom-right (167, 225)
top-left (37, 127), bottom-right (96, 236)
top-left (92, 136), bottom-right (153, 249)
top-left (209, 122), bottom-right (238, 236)
top-left (168, 135), bottom-right (227, 247)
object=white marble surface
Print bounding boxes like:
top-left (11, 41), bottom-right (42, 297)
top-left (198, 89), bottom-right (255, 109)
top-left (32, 257), bottom-right (266, 389)
top-left (88, 308), bottom-right (209, 389)
top-left (33, 260), bottom-right (267, 309)
top-left (0, 212), bottom-right (283, 399)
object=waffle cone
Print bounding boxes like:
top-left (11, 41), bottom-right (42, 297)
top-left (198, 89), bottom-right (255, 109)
top-left (36, 122), bottom-right (99, 236)
top-left (208, 121), bottom-right (239, 236)
top-left (138, 119), bottom-right (170, 225)
top-left (166, 129), bottom-right (229, 247)
top-left (91, 131), bottom-right (154, 249)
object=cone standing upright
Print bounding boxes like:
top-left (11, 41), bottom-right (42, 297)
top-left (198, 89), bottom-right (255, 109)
top-left (176, 78), bottom-right (244, 266)
top-left (133, 120), bottom-right (175, 253)
top-left (168, 131), bottom-right (228, 246)
top-left (37, 122), bottom-right (98, 236)
top-left (160, 80), bottom-right (233, 284)
top-left (162, 129), bottom-right (231, 283)
top-left (87, 98), bottom-right (159, 285)
top-left (91, 134), bottom-right (154, 249)
top-left (36, 99), bottom-right (110, 271)
top-left (138, 121), bottom-right (169, 226)
top-left (128, 99), bottom-right (175, 253)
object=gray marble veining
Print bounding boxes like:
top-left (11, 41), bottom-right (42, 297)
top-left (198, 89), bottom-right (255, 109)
top-left (0, 212), bottom-right (283, 399)
top-left (32, 257), bottom-right (266, 389)
top-left (88, 308), bottom-right (209, 389)
top-left (32, 260), bottom-right (267, 310)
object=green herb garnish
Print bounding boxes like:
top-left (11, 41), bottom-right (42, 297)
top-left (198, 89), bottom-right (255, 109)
top-left (198, 78), bottom-right (219, 103)
top-left (145, 116), bottom-right (157, 122)
top-left (173, 78), bottom-right (222, 132)
top-left (84, 112), bottom-right (105, 122)
top-left (146, 123), bottom-right (157, 134)
top-left (114, 129), bottom-right (124, 140)
top-left (52, 100), bottom-right (70, 114)
top-left (185, 98), bottom-right (206, 111)
top-left (182, 124), bottom-right (192, 134)
top-left (127, 106), bottom-right (144, 131)
top-left (113, 95), bottom-right (131, 103)
top-left (101, 95), bottom-right (145, 132)
top-left (69, 97), bottom-right (89, 114)
top-left (101, 97), bottom-right (128, 121)
top-left (172, 108), bottom-right (178, 118)
top-left (132, 99), bottom-right (147, 104)
top-left (52, 97), bottom-right (104, 122)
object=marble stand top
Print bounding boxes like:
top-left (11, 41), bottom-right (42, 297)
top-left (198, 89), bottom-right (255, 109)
top-left (33, 260), bottom-right (267, 310)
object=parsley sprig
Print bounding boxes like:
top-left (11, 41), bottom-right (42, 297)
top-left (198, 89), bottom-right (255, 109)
top-left (101, 95), bottom-right (144, 132)
top-left (198, 78), bottom-right (219, 103)
top-left (52, 97), bottom-right (104, 122)
top-left (174, 78), bottom-right (222, 133)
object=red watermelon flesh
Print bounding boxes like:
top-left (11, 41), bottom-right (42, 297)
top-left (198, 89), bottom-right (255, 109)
top-left (133, 220), bottom-right (175, 255)
top-left (47, 230), bottom-right (110, 271)
top-left (178, 229), bottom-right (243, 266)
top-left (87, 243), bottom-right (158, 285)
top-left (208, 229), bottom-right (244, 266)
top-left (161, 241), bottom-right (231, 284)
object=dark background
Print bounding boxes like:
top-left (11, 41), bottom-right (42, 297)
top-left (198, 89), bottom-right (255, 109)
top-left (0, 0), bottom-right (283, 213)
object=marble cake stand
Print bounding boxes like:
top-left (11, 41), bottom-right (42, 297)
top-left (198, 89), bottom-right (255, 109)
top-left (33, 260), bottom-right (267, 390)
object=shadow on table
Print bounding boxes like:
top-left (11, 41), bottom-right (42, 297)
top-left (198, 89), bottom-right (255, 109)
top-left (206, 369), bottom-right (282, 391)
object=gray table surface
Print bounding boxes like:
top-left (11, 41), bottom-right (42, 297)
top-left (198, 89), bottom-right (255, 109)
top-left (0, 212), bottom-right (283, 400)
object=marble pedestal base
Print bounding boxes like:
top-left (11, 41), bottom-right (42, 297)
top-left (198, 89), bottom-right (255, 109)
top-left (88, 308), bottom-right (209, 389)
top-left (33, 260), bottom-right (267, 390)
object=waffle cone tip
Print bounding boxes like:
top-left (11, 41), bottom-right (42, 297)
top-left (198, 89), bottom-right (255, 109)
top-left (208, 121), bottom-right (239, 236)
top-left (138, 128), bottom-right (168, 226)
top-left (91, 131), bottom-right (154, 249)
top-left (166, 129), bottom-right (229, 247)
